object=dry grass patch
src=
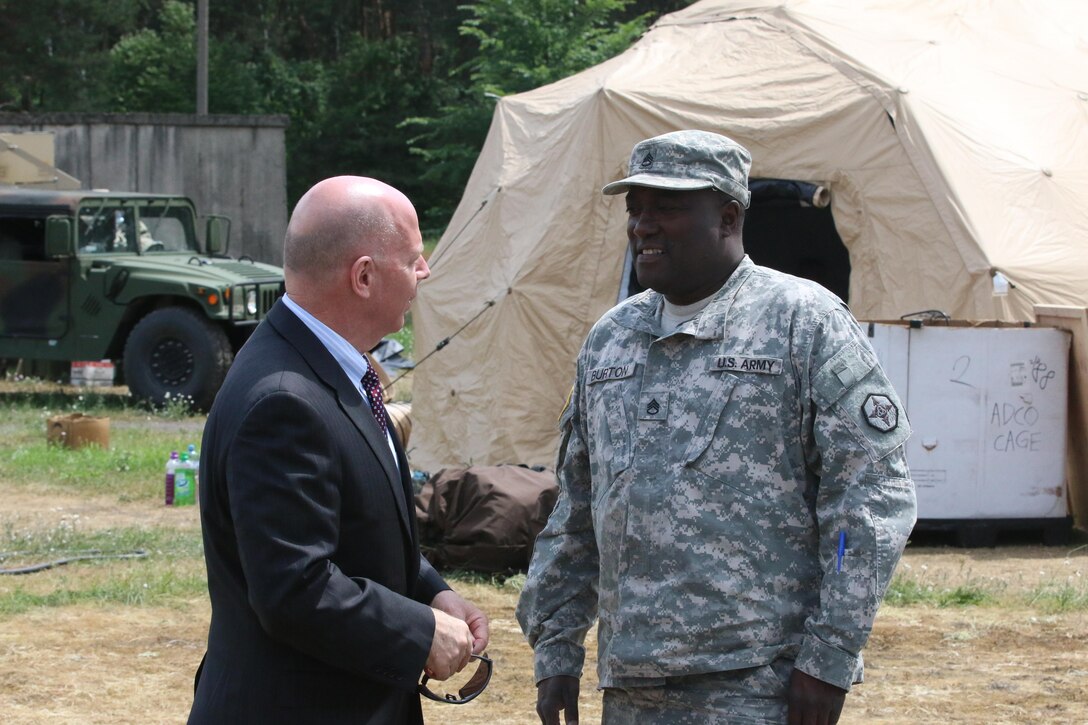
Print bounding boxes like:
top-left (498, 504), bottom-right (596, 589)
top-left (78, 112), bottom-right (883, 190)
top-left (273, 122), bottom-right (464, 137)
top-left (3, 559), bottom-right (1087, 724)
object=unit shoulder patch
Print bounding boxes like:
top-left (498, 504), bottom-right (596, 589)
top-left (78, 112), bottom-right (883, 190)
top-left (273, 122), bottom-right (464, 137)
top-left (862, 393), bottom-right (899, 432)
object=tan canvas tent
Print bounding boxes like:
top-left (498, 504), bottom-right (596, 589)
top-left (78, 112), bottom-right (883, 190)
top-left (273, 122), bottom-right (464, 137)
top-left (412, 0), bottom-right (1088, 470)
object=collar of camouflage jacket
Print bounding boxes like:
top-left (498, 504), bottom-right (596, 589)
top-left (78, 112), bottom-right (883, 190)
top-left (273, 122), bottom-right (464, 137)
top-left (612, 255), bottom-right (756, 340)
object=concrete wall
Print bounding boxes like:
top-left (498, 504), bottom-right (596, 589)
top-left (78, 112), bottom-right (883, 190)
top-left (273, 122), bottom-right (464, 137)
top-left (0, 113), bottom-right (289, 265)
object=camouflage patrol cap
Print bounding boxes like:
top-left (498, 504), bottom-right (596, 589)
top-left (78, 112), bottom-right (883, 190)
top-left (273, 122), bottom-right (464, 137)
top-left (602, 130), bottom-right (752, 207)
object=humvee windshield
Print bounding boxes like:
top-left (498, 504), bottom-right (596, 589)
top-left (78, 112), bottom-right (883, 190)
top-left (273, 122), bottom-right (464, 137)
top-left (78, 199), bottom-right (199, 255)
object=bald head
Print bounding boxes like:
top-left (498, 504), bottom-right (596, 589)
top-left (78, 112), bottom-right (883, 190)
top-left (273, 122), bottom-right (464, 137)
top-left (283, 176), bottom-right (411, 281)
top-left (281, 176), bottom-right (429, 352)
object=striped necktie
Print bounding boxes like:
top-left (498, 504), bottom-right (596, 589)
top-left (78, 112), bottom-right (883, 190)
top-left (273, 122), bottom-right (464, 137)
top-left (361, 366), bottom-right (390, 436)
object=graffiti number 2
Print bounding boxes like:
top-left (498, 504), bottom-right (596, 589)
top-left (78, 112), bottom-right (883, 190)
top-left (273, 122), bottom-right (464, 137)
top-left (950, 355), bottom-right (973, 387)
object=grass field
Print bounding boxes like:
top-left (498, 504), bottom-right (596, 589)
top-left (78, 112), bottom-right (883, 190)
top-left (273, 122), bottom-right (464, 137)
top-left (1, 380), bottom-right (1087, 723)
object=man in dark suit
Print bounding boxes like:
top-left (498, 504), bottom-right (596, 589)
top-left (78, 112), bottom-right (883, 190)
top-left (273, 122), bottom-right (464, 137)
top-left (189, 176), bottom-right (489, 724)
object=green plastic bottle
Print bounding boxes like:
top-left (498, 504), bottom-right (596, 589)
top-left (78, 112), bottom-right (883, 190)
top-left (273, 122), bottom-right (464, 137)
top-left (174, 452), bottom-right (196, 506)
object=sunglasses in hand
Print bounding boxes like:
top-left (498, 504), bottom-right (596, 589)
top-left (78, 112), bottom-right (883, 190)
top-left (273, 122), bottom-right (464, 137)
top-left (419, 653), bottom-right (493, 705)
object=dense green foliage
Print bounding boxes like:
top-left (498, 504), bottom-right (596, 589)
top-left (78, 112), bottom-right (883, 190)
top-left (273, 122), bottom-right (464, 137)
top-left (0, 0), bottom-right (695, 234)
top-left (0, 0), bottom-right (145, 112)
top-left (406, 0), bottom-right (647, 228)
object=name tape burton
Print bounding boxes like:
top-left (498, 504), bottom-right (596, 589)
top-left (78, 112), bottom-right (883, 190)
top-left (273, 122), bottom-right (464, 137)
top-left (588, 363), bottom-right (636, 384)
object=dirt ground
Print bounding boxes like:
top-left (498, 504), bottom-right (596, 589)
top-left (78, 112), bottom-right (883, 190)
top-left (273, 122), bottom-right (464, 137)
top-left (1, 492), bottom-right (1086, 724)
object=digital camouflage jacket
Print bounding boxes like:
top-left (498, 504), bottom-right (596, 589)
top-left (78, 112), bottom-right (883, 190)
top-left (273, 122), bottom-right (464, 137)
top-left (517, 257), bottom-right (917, 691)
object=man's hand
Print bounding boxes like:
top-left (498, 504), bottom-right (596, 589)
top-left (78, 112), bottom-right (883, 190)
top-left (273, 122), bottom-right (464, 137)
top-left (787, 668), bottom-right (847, 725)
top-left (431, 589), bottom-right (490, 654)
top-left (536, 675), bottom-right (579, 725)
top-left (424, 607), bottom-right (473, 681)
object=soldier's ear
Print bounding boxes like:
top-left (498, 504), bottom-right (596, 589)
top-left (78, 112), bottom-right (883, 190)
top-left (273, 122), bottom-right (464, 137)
top-left (720, 197), bottom-right (743, 236)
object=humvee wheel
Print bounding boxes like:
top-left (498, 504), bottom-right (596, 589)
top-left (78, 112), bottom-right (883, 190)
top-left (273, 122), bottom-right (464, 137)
top-left (124, 308), bottom-right (232, 411)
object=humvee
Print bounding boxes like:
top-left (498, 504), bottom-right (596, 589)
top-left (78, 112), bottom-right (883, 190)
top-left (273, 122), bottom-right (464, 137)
top-left (0, 188), bottom-right (284, 409)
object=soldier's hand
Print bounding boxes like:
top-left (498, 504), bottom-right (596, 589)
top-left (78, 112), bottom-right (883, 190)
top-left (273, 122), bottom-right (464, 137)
top-left (536, 675), bottom-right (579, 725)
top-left (787, 668), bottom-right (846, 725)
top-left (424, 608), bottom-right (473, 681)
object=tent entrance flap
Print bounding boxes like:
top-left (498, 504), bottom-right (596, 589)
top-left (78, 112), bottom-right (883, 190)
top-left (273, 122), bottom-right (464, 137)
top-left (617, 178), bottom-right (850, 303)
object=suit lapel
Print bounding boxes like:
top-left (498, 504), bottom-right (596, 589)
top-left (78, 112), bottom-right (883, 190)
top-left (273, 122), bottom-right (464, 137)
top-left (337, 394), bottom-right (411, 534)
top-left (391, 430), bottom-right (419, 549)
top-left (266, 301), bottom-right (412, 537)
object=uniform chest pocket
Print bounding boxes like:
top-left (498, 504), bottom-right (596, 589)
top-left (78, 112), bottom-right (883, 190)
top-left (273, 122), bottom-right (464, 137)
top-left (682, 372), bottom-right (741, 474)
top-left (586, 381), bottom-right (634, 489)
top-left (682, 373), bottom-right (806, 505)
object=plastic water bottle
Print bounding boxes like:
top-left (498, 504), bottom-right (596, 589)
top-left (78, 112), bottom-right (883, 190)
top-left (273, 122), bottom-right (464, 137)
top-left (174, 452), bottom-right (196, 506)
top-left (164, 450), bottom-right (179, 505)
top-left (186, 443), bottom-right (199, 497)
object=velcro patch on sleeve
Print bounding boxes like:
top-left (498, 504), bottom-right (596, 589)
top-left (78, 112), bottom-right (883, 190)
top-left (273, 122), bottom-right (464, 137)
top-left (814, 342), bottom-right (911, 460)
top-left (812, 342), bottom-right (877, 410)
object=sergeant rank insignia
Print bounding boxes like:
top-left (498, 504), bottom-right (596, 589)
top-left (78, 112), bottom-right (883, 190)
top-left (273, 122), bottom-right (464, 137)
top-left (639, 391), bottom-right (668, 421)
top-left (862, 393), bottom-right (898, 432)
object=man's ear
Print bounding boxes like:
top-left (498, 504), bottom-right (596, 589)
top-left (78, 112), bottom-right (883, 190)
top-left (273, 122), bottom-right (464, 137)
top-left (720, 198), bottom-right (743, 236)
top-left (350, 255), bottom-right (376, 298)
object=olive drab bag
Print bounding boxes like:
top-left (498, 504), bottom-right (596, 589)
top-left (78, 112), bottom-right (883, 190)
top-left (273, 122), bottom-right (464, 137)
top-left (415, 465), bottom-right (559, 573)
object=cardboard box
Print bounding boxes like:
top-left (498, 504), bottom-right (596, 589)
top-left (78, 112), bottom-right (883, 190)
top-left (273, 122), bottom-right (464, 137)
top-left (46, 413), bottom-right (110, 449)
top-left (70, 360), bottom-right (116, 387)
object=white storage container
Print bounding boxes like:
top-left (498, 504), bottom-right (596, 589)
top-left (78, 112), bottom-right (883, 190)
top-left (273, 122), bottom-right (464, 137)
top-left (866, 321), bottom-right (1071, 539)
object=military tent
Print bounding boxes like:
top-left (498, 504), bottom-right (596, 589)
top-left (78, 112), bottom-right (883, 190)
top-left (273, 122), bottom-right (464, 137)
top-left (411, 0), bottom-right (1088, 470)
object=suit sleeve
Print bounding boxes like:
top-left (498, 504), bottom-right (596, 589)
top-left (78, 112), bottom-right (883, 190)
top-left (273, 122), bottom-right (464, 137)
top-left (227, 390), bottom-right (434, 690)
top-left (795, 308), bottom-right (918, 690)
top-left (416, 554), bottom-right (450, 604)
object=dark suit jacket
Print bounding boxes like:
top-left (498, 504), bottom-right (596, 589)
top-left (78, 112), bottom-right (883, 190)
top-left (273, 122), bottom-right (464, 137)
top-left (189, 300), bottom-right (448, 724)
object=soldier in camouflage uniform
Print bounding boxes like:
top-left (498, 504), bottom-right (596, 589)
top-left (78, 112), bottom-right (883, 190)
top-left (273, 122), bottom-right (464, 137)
top-left (516, 131), bottom-right (917, 724)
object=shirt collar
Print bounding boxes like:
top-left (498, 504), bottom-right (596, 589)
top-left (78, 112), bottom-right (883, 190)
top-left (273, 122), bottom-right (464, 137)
top-left (282, 293), bottom-right (370, 398)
